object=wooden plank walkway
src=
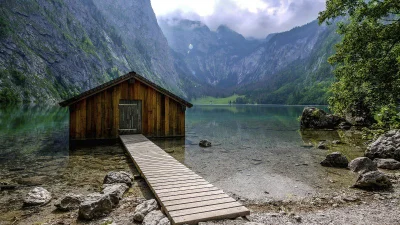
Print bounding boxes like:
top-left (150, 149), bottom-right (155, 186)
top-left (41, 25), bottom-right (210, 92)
top-left (120, 134), bottom-right (250, 225)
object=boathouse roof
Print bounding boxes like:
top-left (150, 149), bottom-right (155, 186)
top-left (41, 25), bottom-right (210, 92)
top-left (59, 71), bottom-right (193, 108)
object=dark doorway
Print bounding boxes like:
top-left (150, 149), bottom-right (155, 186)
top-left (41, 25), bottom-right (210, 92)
top-left (119, 100), bottom-right (142, 134)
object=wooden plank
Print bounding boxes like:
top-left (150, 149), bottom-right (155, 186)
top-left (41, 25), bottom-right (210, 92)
top-left (165, 96), bottom-right (170, 136)
top-left (152, 181), bottom-right (211, 191)
top-left (170, 202), bottom-right (243, 217)
top-left (155, 184), bottom-right (214, 193)
top-left (150, 177), bottom-right (205, 186)
top-left (167, 197), bottom-right (236, 212)
top-left (69, 105), bottom-right (76, 139)
top-left (159, 190), bottom-right (225, 202)
top-left (162, 194), bottom-right (231, 207)
top-left (157, 187), bottom-right (220, 198)
top-left (96, 93), bottom-right (103, 139)
top-left (172, 206), bottom-right (249, 225)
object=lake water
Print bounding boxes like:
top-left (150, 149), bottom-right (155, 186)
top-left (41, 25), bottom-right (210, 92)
top-left (0, 104), bottom-right (366, 223)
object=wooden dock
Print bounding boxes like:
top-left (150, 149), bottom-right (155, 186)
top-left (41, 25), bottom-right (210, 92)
top-left (120, 134), bottom-right (250, 225)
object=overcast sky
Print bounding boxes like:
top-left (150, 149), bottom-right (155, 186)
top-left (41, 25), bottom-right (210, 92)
top-left (150, 0), bottom-right (326, 39)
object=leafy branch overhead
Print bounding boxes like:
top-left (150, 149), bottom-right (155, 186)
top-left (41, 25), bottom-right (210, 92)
top-left (318, 0), bottom-right (400, 128)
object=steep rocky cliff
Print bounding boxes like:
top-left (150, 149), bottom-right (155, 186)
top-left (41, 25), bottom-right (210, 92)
top-left (0, 0), bottom-right (182, 103)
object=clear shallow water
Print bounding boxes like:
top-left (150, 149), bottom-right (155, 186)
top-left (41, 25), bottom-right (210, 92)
top-left (0, 104), bottom-right (365, 223)
top-left (154, 105), bottom-right (366, 202)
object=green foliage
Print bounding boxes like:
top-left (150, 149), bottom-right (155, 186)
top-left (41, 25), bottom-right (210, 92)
top-left (0, 87), bottom-right (20, 103)
top-left (80, 36), bottom-right (96, 55)
top-left (0, 15), bottom-right (11, 38)
top-left (192, 94), bottom-right (245, 105)
top-left (373, 104), bottom-right (400, 129)
top-left (11, 69), bottom-right (26, 86)
top-left (319, 0), bottom-right (400, 127)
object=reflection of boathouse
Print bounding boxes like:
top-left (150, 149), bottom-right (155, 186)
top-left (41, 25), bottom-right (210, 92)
top-left (59, 72), bottom-right (193, 141)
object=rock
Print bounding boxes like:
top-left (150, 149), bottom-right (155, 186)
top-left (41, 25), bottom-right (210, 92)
top-left (23, 187), bottom-right (52, 206)
top-left (55, 194), bottom-right (84, 211)
top-left (353, 171), bottom-right (392, 190)
top-left (294, 215), bottom-right (302, 222)
top-left (338, 121), bottom-right (352, 130)
top-left (79, 193), bottom-right (113, 220)
top-left (15, 176), bottom-right (48, 186)
top-left (348, 157), bottom-right (377, 174)
top-left (133, 199), bottom-right (159, 222)
top-left (332, 140), bottom-right (342, 144)
top-left (374, 158), bottom-right (400, 170)
top-left (101, 183), bottom-right (129, 205)
top-left (320, 152), bottom-right (349, 168)
top-left (103, 171), bottom-right (133, 186)
top-left (317, 141), bottom-right (328, 150)
top-left (300, 107), bottom-right (349, 129)
top-left (143, 210), bottom-right (169, 225)
top-left (199, 140), bottom-right (212, 147)
top-left (164, 149), bottom-right (174, 153)
top-left (365, 130), bottom-right (400, 161)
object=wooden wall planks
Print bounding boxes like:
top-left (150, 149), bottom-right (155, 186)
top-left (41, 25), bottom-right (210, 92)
top-left (69, 79), bottom-right (186, 140)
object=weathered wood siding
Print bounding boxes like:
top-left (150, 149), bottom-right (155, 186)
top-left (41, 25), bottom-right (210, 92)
top-left (69, 79), bottom-right (186, 140)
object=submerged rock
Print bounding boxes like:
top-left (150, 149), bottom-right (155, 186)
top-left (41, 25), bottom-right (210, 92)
top-left (365, 130), bottom-right (400, 161)
top-left (103, 171), bottom-right (133, 186)
top-left (102, 183), bottom-right (129, 205)
top-left (320, 152), bottom-right (349, 168)
top-left (133, 199), bottom-right (159, 222)
top-left (23, 187), bottom-right (52, 206)
top-left (143, 210), bottom-right (170, 225)
top-left (332, 140), bottom-right (342, 145)
top-left (199, 140), bottom-right (212, 147)
top-left (317, 141), bottom-right (328, 150)
top-left (55, 194), bottom-right (83, 211)
top-left (374, 158), bottom-right (400, 170)
top-left (348, 157), bottom-right (377, 174)
top-left (300, 107), bottom-right (349, 129)
top-left (79, 193), bottom-right (113, 220)
top-left (353, 171), bottom-right (392, 190)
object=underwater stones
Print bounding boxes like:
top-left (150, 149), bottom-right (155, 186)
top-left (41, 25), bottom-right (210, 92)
top-left (142, 210), bottom-right (170, 225)
top-left (320, 152), bottom-right (349, 168)
top-left (55, 194), bottom-right (84, 211)
top-left (103, 171), bottom-right (133, 186)
top-left (133, 199), bottom-right (159, 222)
top-left (353, 171), bottom-right (392, 190)
top-left (317, 141), bottom-right (328, 149)
top-left (300, 107), bottom-right (348, 129)
top-left (348, 157), bottom-right (377, 174)
top-left (199, 140), bottom-right (212, 147)
top-left (23, 187), bottom-right (52, 206)
top-left (374, 158), bottom-right (400, 170)
top-left (79, 193), bottom-right (113, 220)
top-left (366, 130), bottom-right (400, 161)
top-left (332, 140), bottom-right (342, 145)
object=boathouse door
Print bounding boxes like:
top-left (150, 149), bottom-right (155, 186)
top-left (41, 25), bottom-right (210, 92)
top-left (119, 100), bottom-right (142, 134)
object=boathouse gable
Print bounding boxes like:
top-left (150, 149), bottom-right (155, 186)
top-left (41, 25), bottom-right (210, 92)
top-left (59, 72), bottom-right (192, 140)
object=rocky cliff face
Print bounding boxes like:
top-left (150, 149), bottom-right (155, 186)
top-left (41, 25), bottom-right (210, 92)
top-left (0, 0), bottom-right (182, 103)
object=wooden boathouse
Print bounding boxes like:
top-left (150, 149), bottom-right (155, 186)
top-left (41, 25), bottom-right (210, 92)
top-left (59, 71), bottom-right (193, 140)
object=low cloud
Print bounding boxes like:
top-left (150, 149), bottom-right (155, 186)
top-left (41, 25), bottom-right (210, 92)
top-left (152, 0), bottom-right (326, 39)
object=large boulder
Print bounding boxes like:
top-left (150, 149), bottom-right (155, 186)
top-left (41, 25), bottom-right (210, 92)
top-left (101, 183), bottom-right (129, 205)
top-left (300, 107), bottom-right (349, 129)
top-left (348, 157), bottom-right (377, 174)
top-left (23, 187), bottom-right (52, 206)
top-left (374, 158), bottom-right (400, 170)
top-left (320, 152), bottom-right (349, 168)
top-left (55, 194), bottom-right (83, 211)
top-left (133, 199), bottom-right (159, 222)
top-left (143, 210), bottom-right (170, 225)
top-left (365, 130), bottom-right (400, 161)
top-left (79, 193), bottom-right (113, 220)
top-left (199, 140), bottom-right (212, 147)
top-left (353, 171), bottom-right (392, 190)
top-left (103, 171), bottom-right (133, 186)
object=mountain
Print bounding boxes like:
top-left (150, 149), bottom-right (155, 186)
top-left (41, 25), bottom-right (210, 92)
top-left (0, 0), bottom-right (183, 103)
top-left (159, 18), bottom-right (341, 104)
